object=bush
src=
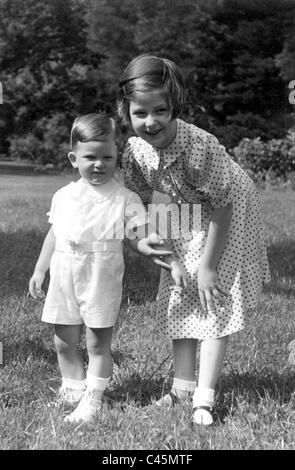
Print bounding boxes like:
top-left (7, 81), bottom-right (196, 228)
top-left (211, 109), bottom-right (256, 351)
top-left (8, 113), bottom-right (71, 169)
top-left (232, 130), bottom-right (295, 182)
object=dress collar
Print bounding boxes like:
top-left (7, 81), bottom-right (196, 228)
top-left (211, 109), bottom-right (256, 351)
top-left (136, 119), bottom-right (189, 170)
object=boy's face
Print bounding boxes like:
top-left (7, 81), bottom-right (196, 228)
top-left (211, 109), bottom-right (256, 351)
top-left (68, 137), bottom-right (118, 186)
top-left (129, 89), bottom-right (176, 149)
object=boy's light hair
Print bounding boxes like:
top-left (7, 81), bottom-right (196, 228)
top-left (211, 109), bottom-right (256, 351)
top-left (70, 113), bottom-right (122, 152)
top-left (117, 54), bottom-right (187, 125)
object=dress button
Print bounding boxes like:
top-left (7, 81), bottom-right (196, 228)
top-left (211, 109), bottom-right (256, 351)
top-left (163, 165), bottom-right (167, 170)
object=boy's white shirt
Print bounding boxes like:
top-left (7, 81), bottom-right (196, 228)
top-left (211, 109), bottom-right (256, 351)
top-left (47, 178), bottom-right (148, 245)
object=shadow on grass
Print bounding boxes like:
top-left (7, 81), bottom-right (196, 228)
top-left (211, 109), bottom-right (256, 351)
top-left (216, 369), bottom-right (295, 423)
top-left (106, 372), bottom-right (168, 408)
top-left (3, 338), bottom-right (57, 365)
top-left (105, 367), bottom-right (295, 425)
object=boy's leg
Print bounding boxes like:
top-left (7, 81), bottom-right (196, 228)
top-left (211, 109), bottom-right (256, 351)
top-left (193, 335), bottom-right (229, 425)
top-left (65, 327), bottom-right (113, 423)
top-left (54, 324), bottom-right (85, 405)
top-left (156, 339), bottom-right (197, 407)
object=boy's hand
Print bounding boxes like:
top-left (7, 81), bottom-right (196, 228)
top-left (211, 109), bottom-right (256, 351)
top-left (170, 260), bottom-right (187, 288)
top-left (29, 271), bottom-right (45, 300)
top-left (197, 265), bottom-right (229, 315)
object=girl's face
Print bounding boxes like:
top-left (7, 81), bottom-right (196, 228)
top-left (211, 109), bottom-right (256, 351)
top-left (68, 138), bottom-right (118, 186)
top-left (129, 90), bottom-right (177, 148)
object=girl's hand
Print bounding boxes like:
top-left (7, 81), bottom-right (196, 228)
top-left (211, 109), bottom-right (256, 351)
top-left (197, 265), bottom-right (229, 315)
top-left (29, 271), bottom-right (45, 300)
top-left (128, 233), bottom-right (173, 270)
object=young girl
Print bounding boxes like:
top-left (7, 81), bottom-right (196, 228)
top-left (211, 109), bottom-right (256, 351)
top-left (29, 113), bottom-right (183, 424)
top-left (117, 55), bottom-right (270, 426)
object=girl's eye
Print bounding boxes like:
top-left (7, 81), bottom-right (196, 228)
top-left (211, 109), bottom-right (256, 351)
top-left (133, 111), bottom-right (146, 117)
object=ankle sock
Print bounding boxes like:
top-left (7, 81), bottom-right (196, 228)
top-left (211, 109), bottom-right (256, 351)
top-left (59, 378), bottom-right (86, 401)
top-left (85, 372), bottom-right (110, 396)
top-left (171, 377), bottom-right (196, 398)
top-left (61, 378), bottom-right (86, 391)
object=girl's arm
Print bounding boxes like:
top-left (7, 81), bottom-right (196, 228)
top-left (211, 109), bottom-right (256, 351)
top-left (198, 203), bottom-right (233, 312)
top-left (29, 226), bottom-right (55, 299)
top-left (128, 226), bottom-right (187, 288)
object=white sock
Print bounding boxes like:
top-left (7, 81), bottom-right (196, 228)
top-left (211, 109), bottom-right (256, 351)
top-left (61, 378), bottom-right (86, 391)
top-left (59, 378), bottom-right (86, 402)
top-left (85, 372), bottom-right (110, 396)
top-left (172, 377), bottom-right (196, 398)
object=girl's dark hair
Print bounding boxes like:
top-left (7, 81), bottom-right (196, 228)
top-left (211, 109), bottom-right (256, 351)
top-left (117, 55), bottom-right (186, 124)
top-left (70, 113), bottom-right (122, 150)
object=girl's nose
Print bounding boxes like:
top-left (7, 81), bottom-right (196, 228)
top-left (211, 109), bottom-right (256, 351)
top-left (94, 159), bottom-right (104, 168)
top-left (145, 114), bottom-right (156, 128)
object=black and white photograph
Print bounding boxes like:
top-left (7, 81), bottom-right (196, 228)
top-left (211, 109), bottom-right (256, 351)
top-left (0, 0), bottom-right (294, 452)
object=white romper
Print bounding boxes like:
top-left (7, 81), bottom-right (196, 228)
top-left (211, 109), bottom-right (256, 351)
top-left (122, 119), bottom-right (271, 340)
top-left (42, 178), bottom-right (147, 328)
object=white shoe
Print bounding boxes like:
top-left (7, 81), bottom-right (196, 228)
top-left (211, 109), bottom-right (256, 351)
top-left (64, 390), bottom-right (102, 424)
top-left (57, 387), bottom-right (85, 406)
top-left (193, 406), bottom-right (213, 426)
top-left (48, 387), bottom-right (84, 409)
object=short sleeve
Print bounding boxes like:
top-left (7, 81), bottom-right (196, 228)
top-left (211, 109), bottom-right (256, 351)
top-left (194, 134), bottom-right (233, 208)
top-left (121, 138), bottom-right (153, 205)
top-left (124, 190), bottom-right (149, 233)
top-left (46, 192), bottom-right (58, 224)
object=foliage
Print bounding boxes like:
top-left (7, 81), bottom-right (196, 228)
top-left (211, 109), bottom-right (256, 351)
top-left (0, 0), bottom-right (295, 163)
top-left (232, 130), bottom-right (295, 182)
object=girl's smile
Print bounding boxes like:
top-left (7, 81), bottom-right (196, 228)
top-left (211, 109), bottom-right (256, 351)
top-left (129, 90), bottom-right (177, 148)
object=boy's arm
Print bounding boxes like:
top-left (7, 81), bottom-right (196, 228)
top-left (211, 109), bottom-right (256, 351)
top-left (29, 226), bottom-right (55, 299)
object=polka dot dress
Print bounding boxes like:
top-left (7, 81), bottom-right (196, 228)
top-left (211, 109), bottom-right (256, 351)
top-left (122, 119), bottom-right (270, 340)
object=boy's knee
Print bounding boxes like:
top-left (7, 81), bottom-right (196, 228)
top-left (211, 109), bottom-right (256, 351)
top-left (54, 335), bottom-right (78, 354)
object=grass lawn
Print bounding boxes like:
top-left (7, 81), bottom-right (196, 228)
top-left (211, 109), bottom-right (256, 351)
top-left (0, 174), bottom-right (295, 450)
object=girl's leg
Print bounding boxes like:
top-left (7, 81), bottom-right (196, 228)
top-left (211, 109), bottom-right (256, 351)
top-left (54, 324), bottom-right (86, 405)
top-left (65, 327), bottom-right (113, 423)
top-left (156, 339), bottom-right (197, 406)
top-left (193, 335), bottom-right (229, 425)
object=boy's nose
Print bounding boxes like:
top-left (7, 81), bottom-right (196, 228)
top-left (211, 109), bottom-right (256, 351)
top-left (94, 160), bottom-right (104, 168)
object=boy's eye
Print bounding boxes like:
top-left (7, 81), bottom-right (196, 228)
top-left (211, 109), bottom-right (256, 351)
top-left (104, 156), bottom-right (113, 160)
